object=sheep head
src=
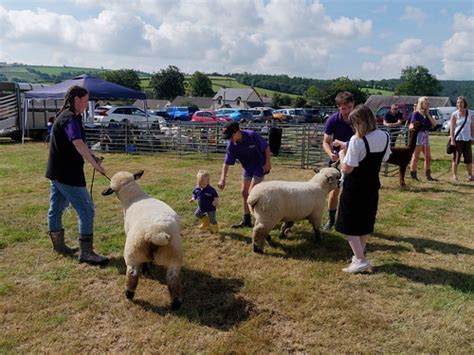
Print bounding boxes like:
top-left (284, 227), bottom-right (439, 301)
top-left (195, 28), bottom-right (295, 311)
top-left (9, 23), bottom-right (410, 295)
top-left (313, 167), bottom-right (341, 190)
top-left (102, 170), bottom-right (144, 196)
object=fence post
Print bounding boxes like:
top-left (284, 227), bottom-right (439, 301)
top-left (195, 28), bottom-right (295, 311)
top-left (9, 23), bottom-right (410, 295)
top-left (300, 125), bottom-right (306, 169)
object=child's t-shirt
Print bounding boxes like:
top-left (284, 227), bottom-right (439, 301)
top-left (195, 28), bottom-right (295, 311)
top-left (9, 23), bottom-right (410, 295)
top-left (192, 184), bottom-right (218, 212)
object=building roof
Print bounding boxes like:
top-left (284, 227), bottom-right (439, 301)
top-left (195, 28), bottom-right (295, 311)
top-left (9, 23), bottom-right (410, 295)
top-left (365, 95), bottom-right (452, 111)
top-left (171, 96), bottom-right (214, 109)
top-left (213, 87), bottom-right (274, 105)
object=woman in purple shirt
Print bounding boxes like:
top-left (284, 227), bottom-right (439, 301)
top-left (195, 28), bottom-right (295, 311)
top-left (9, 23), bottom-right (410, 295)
top-left (409, 96), bottom-right (438, 181)
top-left (46, 86), bottom-right (108, 265)
top-left (218, 121), bottom-right (271, 228)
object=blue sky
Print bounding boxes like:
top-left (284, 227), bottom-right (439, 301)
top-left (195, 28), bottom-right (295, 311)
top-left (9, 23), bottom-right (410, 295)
top-left (0, 0), bottom-right (473, 80)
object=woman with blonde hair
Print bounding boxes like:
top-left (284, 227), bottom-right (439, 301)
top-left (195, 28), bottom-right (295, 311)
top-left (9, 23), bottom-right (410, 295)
top-left (450, 96), bottom-right (474, 181)
top-left (409, 96), bottom-right (438, 181)
top-left (333, 105), bottom-right (391, 273)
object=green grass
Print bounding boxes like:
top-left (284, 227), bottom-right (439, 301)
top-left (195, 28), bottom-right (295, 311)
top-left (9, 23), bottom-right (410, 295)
top-left (140, 75), bottom-right (298, 98)
top-left (362, 87), bottom-right (394, 96)
top-left (0, 136), bottom-right (472, 352)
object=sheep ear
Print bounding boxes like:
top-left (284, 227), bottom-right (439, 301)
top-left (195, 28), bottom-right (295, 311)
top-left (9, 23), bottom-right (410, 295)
top-left (102, 187), bottom-right (114, 196)
top-left (313, 167), bottom-right (320, 174)
top-left (133, 170), bottom-right (144, 180)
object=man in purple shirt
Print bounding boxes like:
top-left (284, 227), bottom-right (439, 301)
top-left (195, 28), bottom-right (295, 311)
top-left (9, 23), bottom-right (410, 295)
top-left (218, 121), bottom-right (271, 228)
top-left (322, 91), bottom-right (355, 230)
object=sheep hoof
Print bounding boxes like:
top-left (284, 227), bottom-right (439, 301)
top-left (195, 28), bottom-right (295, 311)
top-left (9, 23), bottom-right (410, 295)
top-left (266, 235), bottom-right (272, 242)
top-left (278, 232), bottom-right (286, 240)
top-left (171, 299), bottom-right (182, 310)
top-left (125, 290), bottom-right (135, 300)
top-left (313, 230), bottom-right (322, 242)
top-left (253, 243), bottom-right (264, 254)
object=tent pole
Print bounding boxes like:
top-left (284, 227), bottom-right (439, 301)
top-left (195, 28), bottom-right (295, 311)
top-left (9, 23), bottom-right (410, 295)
top-left (22, 99), bottom-right (29, 145)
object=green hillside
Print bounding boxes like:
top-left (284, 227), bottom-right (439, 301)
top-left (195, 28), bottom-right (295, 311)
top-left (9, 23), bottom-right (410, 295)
top-left (362, 87), bottom-right (394, 96)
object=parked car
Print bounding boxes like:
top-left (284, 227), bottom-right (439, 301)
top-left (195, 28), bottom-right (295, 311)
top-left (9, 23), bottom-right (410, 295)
top-left (249, 108), bottom-right (274, 123)
top-left (94, 105), bottom-right (166, 129)
top-left (191, 110), bottom-right (231, 123)
top-left (375, 104), bottom-right (414, 124)
top-left (272, 109), bottom-right (293, 123)
top-left (166, 106), bottom-right (199, 121)
top-left (302, 108), bottom-right (321, 123)
top-left (429, 108), bottom-right (443, 130)
top-left (215, 108), bottom-right (253, 122)
top-left (435, 106), bottom-right (457, 124)
top-left (441, 119), bottom-right (451, 133)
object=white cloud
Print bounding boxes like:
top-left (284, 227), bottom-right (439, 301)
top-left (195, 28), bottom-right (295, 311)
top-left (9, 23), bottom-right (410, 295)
top-left (362, 38), bottom-right (440, 79)
top-left (357, 46), bottom-right (381, 55)
top-left (439, 13), bottom-right (474, 79)
top-left (400, 6), bottom-right (427, 23)
top-left (0, 1), bottom-right (373, 77)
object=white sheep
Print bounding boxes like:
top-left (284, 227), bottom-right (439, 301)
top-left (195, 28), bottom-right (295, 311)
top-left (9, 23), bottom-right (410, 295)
top-left (247, 167), bottom-right (340, 254)
top-left (102, 170), bottom-right (183, 309)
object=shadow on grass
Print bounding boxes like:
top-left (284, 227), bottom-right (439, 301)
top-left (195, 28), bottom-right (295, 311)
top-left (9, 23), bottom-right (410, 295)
top-left (375, 263), bottom-right (474, 294)
top-left (373, 232), bottom-right (474, 256)
top-left (107, 256), bottom-right (254, 331)
top-left (221, 229), bottom-right (350, 262)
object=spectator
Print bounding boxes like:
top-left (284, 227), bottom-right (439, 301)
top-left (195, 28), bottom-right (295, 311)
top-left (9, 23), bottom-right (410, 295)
top-left (333, 105), bottom-right (391, 273)
top-left (218, 121), bottom-right (271, 228)
top-left (46, 85), bottom-right (108, 265)
top-left (383, 104), bottom-right (403, 147)
top-left (450, 96), bottom-right (474, 182)
top-left (409, 97), bottom-right (438, 181)
top-left (322, 91), bottom-right (355, 230)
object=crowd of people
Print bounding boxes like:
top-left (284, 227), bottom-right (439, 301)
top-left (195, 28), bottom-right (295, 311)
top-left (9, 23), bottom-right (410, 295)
top-left (45, 86), bottom-right (473, 274)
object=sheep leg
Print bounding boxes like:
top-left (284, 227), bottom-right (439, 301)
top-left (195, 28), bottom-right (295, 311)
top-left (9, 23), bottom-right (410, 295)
top-left (166, 265), bottom-right (183, 310)
top-left (309, 213), bottom-right (323, 242)
top-left (125, 265), bottom-right (140, 300)
top-left (279, 221), bottom-right (294, 239)
top-left (399, 164), bottom-right (407, 187)
top-left (252, 222), bottom-right (271, 254)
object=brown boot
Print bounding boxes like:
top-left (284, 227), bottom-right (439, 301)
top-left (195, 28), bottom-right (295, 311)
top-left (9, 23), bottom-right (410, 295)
top-left (79, 235), bottom-right (108, 266)
top-left (49, 229), bottom-right (78, 255)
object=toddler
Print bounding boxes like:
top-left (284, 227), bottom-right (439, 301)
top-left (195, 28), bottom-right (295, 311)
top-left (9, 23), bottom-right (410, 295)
top-left (189, 170), bottom-right (219, 233)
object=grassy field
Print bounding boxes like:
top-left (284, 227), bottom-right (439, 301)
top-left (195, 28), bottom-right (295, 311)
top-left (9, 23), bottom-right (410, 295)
top-left (362, 87), bottom-right (394, 96)
top-left (140, 75), bottom-right (298, 99)
top-left (0, 136), bottom-right (473, 352)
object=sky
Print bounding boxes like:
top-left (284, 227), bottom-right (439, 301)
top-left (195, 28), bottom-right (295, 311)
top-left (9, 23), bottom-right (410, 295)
top-left (0, 0), bottom-right (473, 80)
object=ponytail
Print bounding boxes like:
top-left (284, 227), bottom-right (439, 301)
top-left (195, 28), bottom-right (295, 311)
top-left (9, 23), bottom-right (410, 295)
top-left (56, 85), bottom-right (88, 117)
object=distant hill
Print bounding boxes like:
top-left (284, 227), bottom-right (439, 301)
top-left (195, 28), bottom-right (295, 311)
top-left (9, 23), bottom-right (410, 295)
top-left (1, 63), bottom-right (472, 105)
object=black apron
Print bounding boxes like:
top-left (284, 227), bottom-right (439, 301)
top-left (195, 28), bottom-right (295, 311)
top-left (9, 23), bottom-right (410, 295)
top-left (336, 133), bottom-right (389, 236)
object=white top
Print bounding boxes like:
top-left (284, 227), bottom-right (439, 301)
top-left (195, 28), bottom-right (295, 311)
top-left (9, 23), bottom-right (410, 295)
top-left (344, 129), bottom-right (391, 167)
top-left (453, 109), bottom-right (472, 141)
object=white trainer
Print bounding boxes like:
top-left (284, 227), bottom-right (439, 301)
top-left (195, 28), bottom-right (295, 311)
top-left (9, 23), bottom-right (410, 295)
top-left (342, 258), bottom-right (370, 273)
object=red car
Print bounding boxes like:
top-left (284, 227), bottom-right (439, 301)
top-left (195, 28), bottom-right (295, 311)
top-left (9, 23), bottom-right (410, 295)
top-left (191, 110), bottom-right (231, 123)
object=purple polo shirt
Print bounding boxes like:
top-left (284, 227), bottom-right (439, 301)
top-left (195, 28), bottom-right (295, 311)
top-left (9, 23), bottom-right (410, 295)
top-left (192, 185), bottom-right (218, 212)
top-left (224, 130), bottom-right (268, 178)
top-left (410, 111), bottom-right (432, 131)
top-left (64, 116), bottom-right (84, 141)
top-left (324, 112), bottom-right (354, 151)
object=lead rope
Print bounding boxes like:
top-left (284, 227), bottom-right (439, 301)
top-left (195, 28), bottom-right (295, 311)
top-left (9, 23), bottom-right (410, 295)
top-left (90, 156), bottom-right (111, 202)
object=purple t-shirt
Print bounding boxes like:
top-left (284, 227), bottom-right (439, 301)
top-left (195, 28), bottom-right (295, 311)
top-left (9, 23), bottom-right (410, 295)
top-left (64, 116), bottom-right (84, 142)
top-left (224, 130), bottom-right (268, 178)
top-left (410, 111), bottom-right (432, 131)
top-left (324, 112), bottom-right (354, 151)
top-left (192, 185), bottom-right (218, 212)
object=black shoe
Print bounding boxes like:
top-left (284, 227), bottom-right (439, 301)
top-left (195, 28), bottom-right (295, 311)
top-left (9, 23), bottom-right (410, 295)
top-left (231, 214), bottom-right (253, 228)
top-left (410, 171), bottom-right (419, 181)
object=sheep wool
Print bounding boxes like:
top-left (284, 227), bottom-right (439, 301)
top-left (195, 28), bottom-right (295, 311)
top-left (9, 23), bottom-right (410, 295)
top-left (247, 167), bottom-right (340, 253)
top-left (103, 171), bottom-right (183, 309)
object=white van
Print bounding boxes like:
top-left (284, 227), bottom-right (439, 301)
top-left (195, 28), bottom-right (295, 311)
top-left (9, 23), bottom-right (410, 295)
top-left (435, 106), bottom-right (457, 123)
